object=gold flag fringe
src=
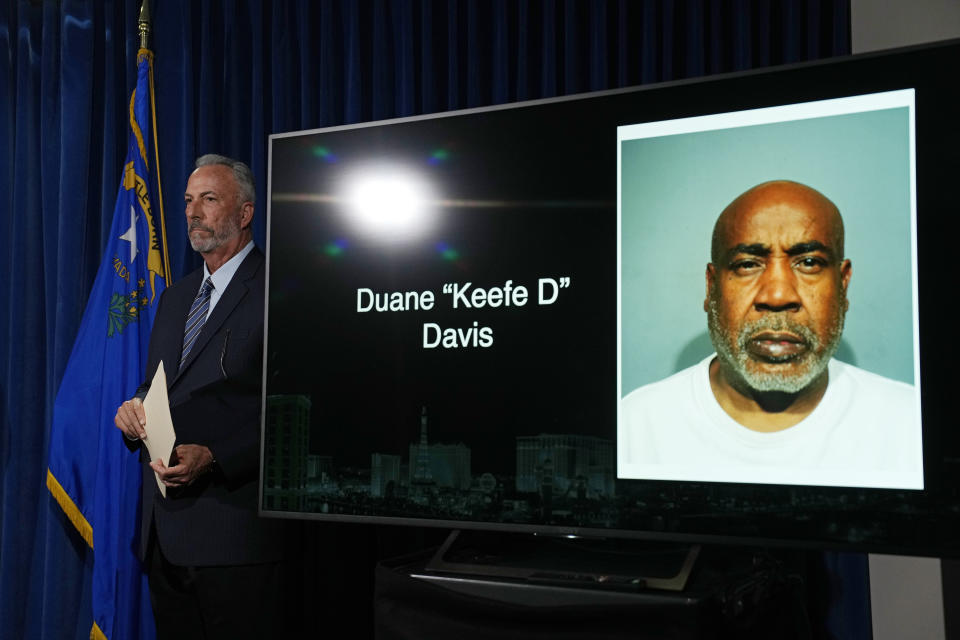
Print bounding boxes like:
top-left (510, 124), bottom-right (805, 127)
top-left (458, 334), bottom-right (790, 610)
top-left (90, 621), bottom-right (107, 640)
top-left (46, 469), bottom-right (93, 549)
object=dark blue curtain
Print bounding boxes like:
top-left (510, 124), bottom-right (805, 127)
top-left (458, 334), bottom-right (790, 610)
top-left (1, 2), bottom-right (855, 639)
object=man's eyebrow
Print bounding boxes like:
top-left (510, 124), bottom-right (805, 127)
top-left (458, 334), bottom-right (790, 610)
top-left (722, 241), bottom-right (837, 262)
top-left (724, 243), bottom-right (770, 261)
top-left (184, 190), bottom-right (218, 199)
top-left (785, 241), bottom-right (834, 258)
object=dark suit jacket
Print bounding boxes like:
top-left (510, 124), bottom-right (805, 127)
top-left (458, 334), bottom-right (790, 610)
top-left (134, 247), bottom-right (282, 566)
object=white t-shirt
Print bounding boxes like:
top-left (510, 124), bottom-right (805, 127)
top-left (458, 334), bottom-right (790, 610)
top-left (618, 356), bottom-right (923, 489)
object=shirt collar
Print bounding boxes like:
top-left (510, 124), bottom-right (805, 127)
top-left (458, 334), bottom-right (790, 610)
top-left (203, 241), bottom-right (255, 293)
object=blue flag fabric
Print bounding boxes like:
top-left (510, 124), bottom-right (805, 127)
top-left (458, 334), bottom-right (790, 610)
top-left (47, 49), bottom-right (166, 640)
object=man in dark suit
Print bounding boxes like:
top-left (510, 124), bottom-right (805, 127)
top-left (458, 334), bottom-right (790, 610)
top-left (114, 154), bottom-right (282, 639)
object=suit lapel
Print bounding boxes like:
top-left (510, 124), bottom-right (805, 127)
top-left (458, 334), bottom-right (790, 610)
top-left (170, 249), bottom-right (262, 386)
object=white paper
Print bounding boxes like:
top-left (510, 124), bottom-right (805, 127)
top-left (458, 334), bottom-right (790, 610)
top-left (141, 361), bottom-right (177, 498)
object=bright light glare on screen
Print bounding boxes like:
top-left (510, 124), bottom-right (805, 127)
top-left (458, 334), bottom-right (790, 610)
top-left (343, 168), bottom-right (434, 239)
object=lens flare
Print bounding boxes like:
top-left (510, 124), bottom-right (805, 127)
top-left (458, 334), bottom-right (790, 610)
top-left (435, 241), bottom-right (460, 261)
top-left (323, 239), bottom-right (348, 257)
top-left (312, 146), bottom-right (338, 162)
top-left (427, 149), bottom-right (449, 165)
top-left (343, 170), bottom-right (434, 239)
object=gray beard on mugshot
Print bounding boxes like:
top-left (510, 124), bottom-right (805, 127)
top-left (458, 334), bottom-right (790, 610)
top-left (707, 295), bottom-right (844, 394)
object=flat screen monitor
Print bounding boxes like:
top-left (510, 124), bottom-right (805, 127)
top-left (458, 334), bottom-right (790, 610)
top-left (261, 40), bottom-right (960, 556)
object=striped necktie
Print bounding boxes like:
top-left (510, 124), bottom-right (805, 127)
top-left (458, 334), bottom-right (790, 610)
top-left (180, 277), bottom-right (214, 367)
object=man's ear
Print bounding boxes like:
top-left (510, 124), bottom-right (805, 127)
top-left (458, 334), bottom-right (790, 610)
top-left (704, 263), bottom-right (715, 312)
top-left (840, 258), bottom-right (851, 310)
top-left (239, 202), bottom-right (254, 229)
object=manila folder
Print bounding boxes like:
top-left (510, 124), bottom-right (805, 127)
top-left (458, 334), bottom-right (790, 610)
top-left (141, 361), bottom-right (177, 498)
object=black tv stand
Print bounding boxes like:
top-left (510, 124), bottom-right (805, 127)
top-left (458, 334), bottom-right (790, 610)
top-left (375, 531), bottom-right (817, 639)
top-left (424, 529), bottom-right (701, 592)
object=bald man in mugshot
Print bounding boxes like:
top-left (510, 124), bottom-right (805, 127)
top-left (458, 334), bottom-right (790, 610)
top-left (620, 180), bottom-right (921, 487)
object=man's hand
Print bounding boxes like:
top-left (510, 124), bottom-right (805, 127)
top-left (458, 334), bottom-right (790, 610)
top-left (114, 397), bottom-right (147, 440)
top-left (150, 444), bottom-right (214, 488)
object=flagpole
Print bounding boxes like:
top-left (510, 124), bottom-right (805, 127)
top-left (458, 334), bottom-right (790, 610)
top-left (138, 0), bottom-right (150, 49)
top-left (139, 0), bottom-right (171, 282)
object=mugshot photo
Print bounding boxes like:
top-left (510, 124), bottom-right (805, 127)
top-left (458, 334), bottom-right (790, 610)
top-left (616, 90), bottom-right (923, 490)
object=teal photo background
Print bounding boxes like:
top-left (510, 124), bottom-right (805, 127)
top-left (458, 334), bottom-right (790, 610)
top-left (620, 106), bottom-right (915, 393)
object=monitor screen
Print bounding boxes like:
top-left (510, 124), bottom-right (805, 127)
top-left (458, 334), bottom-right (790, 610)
top-left (261, 40), bottom-right (960, 556)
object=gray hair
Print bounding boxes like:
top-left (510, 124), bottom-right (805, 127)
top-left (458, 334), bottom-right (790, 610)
top-left (195, 153), bottom-right (256, 205)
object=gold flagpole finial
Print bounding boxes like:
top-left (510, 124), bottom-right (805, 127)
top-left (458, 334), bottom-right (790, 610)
top-left (138, 0), bottom-right (152, 50)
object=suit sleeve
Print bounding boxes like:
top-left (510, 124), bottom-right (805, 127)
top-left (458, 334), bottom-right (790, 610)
top-left (206, 414), bottom-right (260, 483)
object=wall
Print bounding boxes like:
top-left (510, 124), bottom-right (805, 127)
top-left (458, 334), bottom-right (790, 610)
top-left (850, 2), bottom-right (960, 639)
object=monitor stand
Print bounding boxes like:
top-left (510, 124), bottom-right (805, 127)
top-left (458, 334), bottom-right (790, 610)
top-left (423, 529), bottom-right (701, 592)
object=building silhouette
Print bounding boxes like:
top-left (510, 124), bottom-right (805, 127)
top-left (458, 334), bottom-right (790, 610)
top-left (407, 407), bottom-right (471, 490)
top-left (407, 442), bottom-right (472, 490)
top-left (371, 453), bottom-right (402, 497)
top-left (411, 406), bottom-right (435, 486)
top-left (515, 434), bottom-right (614, 498)
top-left (263, 394), bottom-right (311, 510)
